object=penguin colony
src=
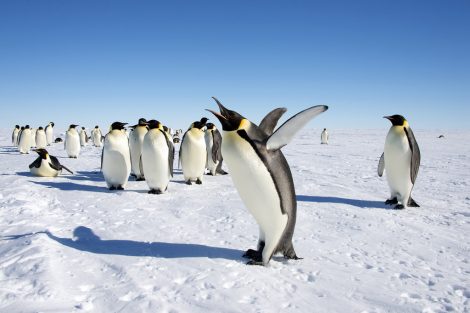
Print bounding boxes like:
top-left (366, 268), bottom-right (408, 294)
top-left (13, 98), bottom-right (422, 266)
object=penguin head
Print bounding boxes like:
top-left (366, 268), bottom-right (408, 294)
top-left (206, 123), bottom-right (216, 130)
top-left (384, 115), bottom-right (407, 126)
top-left (200, 117), bottom-right (209, 125)
top-left (50, 122), bottom-right (55, 127)
top-left (20, 126), bottom-right (25, 130)
top-left (138, 118), bottom-right (148, 126)
top-left (190, 121), bottom-right (207, 130)
top-left (163, 125), bottom-right (169, 132)
top-left (147, 120), bottom-right (162, 130)
top-left (25, 125), bottom-right (30, 129)
top-left (15, 125), bottom-right (20, 129)
top-left (95, 125), bottom-right (99, 129)
top-left (38, 126), bottom-right (43, 130)
top-left (34, 148), bottom-right (49, 159)
top-left (110, 122), bottom-right (127, 131)
top-left (81, 127), bottom-right (85, 130)
top-left (207, 97), bottom-right (246, 131)
top-left (69, 124), bottom-right (78, 129)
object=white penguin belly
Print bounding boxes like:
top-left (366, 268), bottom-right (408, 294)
top-left (102, 134), bottom-right (131, 187)
top-left (19, 130), bottom-right (32, 153)
top-left (46, 128), bottom-right (53, 145)
top-left (129, 128), bottom-right (147, 177)
top-left (93, 132), bottom-right (102, 147)
top-left (181, 130), bottom-right (206, 181)
top-left (31, 159), bottom-right (59, 177)
top-left (384, 130), bottom-right (413, 201)
top-left (36, 131), bottom-right (47, 149)
top-left (66, 132), bottom-right (81, 157)
top-left (142, 130), bottom-right (170, 190)
top-left (80, 132), bottom-right (87, 146)
top-left (222, 133), bottom-right (287, 238)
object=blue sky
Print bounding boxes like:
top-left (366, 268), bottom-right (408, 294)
top-left (1, 0), bottom-right (469, 131)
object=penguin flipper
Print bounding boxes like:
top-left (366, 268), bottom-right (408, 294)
top-left (404, 127), bottom-right (421, 184)
top-left (159, 129), bottom-right (174, 177)
top-left (378, 152), bottom-right (385, 177)
top-left (100, 146), bottom-right (104, 171)
top-left (407, 197), bottom-right (420, 207)
top-left (211, 130), bottom-right (222, 163)
top-left (266, 105), bottom-right (328, 150)
top-left (29, 157), bottom-right (42, 169)
top-left (60, 165), bottom-right (74, 174)
top-left (259, 107), bottom-right (287, 136)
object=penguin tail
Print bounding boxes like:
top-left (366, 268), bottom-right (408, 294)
top-left (407, 197), bottom-right (420, 207)
top-left (61, 165), bottom-right (74, 175)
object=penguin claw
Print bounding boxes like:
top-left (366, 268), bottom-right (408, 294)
top-left (393, 204), bottom-right (405, 210)
top-left (185, 180), bottom-right (192, 185)
top-left (117, 185), bottom-right (124, 190)
top-left (242, 249), bottom-right (260, 259)
top-left (385, 198), bottom-right (398, 205)
top-left (196, 178), bottom-right (202, 185)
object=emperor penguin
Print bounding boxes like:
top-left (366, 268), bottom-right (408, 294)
top-left (29, 148), bottom-right (73, 177)
top-left (12, 125), bottom-right (20, 146)
top-left (65, 124), bottom-right (81, 158)
top-left (141, 120), bottom-right (174, 194)
top-left (18, 125), bottom-right (32, 154)
top-left (204, 123), bottom-right (227, 175)
top-left (378, 115), bottom-right (421, 210)
top-left (321, 128), bottom-right (329, 144)
top-left (179, 120), bottom-right (207, 184)
top-left (35, 127), bottom-right (47, 149)
top-left (101, 122), bottom-right (131, 190)
top-left (30, 127), bottom-right (37, 147)
top-left (45, 122), bottom-right (54, 146)
top-left (79, 127), bottom-right (88, 146)
top-left (91, 126), bottom-right (103, 147)
top-left (129, 118), bottom-right (148, 181)
top-left (17, 126), bottom-right (25, 146)
top-left (208, 97), bottom-right (328, 266)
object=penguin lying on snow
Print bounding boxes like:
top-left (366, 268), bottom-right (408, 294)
top-left (378, 115), bottom-right (420, 210)
top-left (208, 97), bottom-right (328, 266)
top-left (29, 148), bottom-right (73, 177)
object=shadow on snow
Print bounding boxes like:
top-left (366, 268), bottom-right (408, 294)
top-left (31, 180), bottom-right (110, 193)
top-left (2, 227), bottom-right (243, 261)
top-left (297, 195), bottom-right (386, 209)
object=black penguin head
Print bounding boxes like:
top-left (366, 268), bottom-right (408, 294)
top-left (50, 122), bottom-right (55, 127)
top-left (206, 123), bottom-right (216, 130)
top-left (95, 125), bottom-right (99, 129)
top-left (34, 148), bottom-right (49, 159)
top-left (15, 125), bottom-right (20, 129)
top-left (138, 118), bottom-right (148, 126)
top-left (25, 125), bottom-right (30, 129)
top-left (110, 122), bottom-right (127, 130)
top-left (147, 120), bottom-right (162, 130)
top-left (38, 126), bottom-right (43, 130)
top-left (163, 125), bottom-right (169, 132)
top-left (200, 117), bottom-right (209, 125)
top-left (191, 121), bottom-right (206, 130)
top-left (206, 97), bottom-right (246, 131)
top-left (81, 127), bottom-right (85, 130)
top-left (323, 128), bottom-right (327, 131)
top-left (384, 115), bottom-right (407, 126)
top-left (20, 126), bottom-right (25, 130)
top-left (69, 124), bottom-right (78, 129)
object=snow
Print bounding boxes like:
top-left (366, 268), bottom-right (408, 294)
top-left (0, 128), bottom-right (469, 313)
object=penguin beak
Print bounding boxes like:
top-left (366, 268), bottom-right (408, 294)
top-left (206, 97), bottom-right (244, 131)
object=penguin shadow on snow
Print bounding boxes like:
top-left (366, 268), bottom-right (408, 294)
top-left (65, 170), bottom-right (104, 182)
top-left (2, 227), bottom-right (243, 261)
top-left (0, 146), bottom-right (20, 154)
top-left (297, 195), bottom-right (387, 209)
top-left (31, 180), bottom-right (110, 193)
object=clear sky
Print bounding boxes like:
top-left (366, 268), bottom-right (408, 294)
top-left (1, 0), bottom-right (469, 131)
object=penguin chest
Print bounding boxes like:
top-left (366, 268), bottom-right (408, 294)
top-left (102, 133), bottom-right (131, 185)
top-left (142, 130), bottom-right (170, 188)
top-left (181, 130), bottom-right (206, 178)
top-left (222, 132), bottom-right (285, 230)
top-left (384, 129), bottom-right (413, 192)
top-left (66, 131), bottom-right (80, 156)
top-left (31, 159), bottom-right (59, 177)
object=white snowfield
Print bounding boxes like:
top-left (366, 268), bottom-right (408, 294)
top-left (0, 128), bottom-right (469, 313)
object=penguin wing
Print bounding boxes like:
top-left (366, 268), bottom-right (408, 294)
top-left (139, 155), bottom-right (144, 177)
top-left (266, 105), bottom-right (328, 150)
top-left (212, 130), bottom-right (222, 163)
top-left (29, 157), bottom-right (42, 169)
top-left (49, 155), bottom-right (62, 170)
top-left (160, 130), bottom-right (174, 176)
top-left (404, 127), bottom-right (421, 184)
top-left (179, 131), bottom-right (188, 169)
top-left (259, 108), bottom-right (287, 136)
top-left (378, 152), bottom-right (385, 177)
top-left (100, 146), bottom-right (104, 171)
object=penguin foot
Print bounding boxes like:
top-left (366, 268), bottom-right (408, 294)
top-left (246, 260), bottom-right (264, 266)
top-left (109, 186), bottom-right (116, 191)
top-left (385, 197), bottom-right (398, 205)
top-left (243, 249), bottom-right (261, 260)
top-left (393, 204), bottom-right (405, 210)
top-left (135, 177), bottom-right (145, 181)
top-left (284, 254), bottom-right (303, 260)
top-left (185, 180), bottom-right (192, 185)
top-left (196, 178), bottom-right (202, 185)
top-left (217, 170), bottom-right (228, 175)
top-left (117, 185), bottom-right (124, 190)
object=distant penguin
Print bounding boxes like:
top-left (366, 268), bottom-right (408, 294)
top-left (321, 128), bottom-right (329, 144)
top-left (55, 138), bottom-right (63, 143)
top-left (141, 120), bottom-right (174, 194)
top-left (79, 127), bottom-right (88, 146)
top-left (45, 122), bottom-right (54, 146)
top-left (35, 127), bottom-right (47, 149)
top-left (129, 118), bottom-right (148, 181)
top-left (101, 122), bottom-right (131, 190)
top-left (208, 97), bottom-right (328, 265)
top-left (91, 126), bottom-right (103, 147)
top-left (65, 124), bottom-right (81, 158)
top-left (204, 123), bottom-right (227, 175)
top-left (378, 115), bottom-right (420, 210)
top-left (17, 126), bottom-right (24, 146)
top-left (18, 125), bottom-right (32, 154)
top-left (180, 120), bottom-right (207, 184)
top-left (12, 125), bottom-right (20, 146)
top-left (30, 127), bottom-right (37, 147)
top-left (29, 148), bottom-right (73, 177)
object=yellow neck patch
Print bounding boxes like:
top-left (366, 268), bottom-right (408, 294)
top-left (239, 119), bottom-right (250, 130)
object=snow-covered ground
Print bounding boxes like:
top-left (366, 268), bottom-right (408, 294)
top-left (0, 128), bottom-right (469, 313)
